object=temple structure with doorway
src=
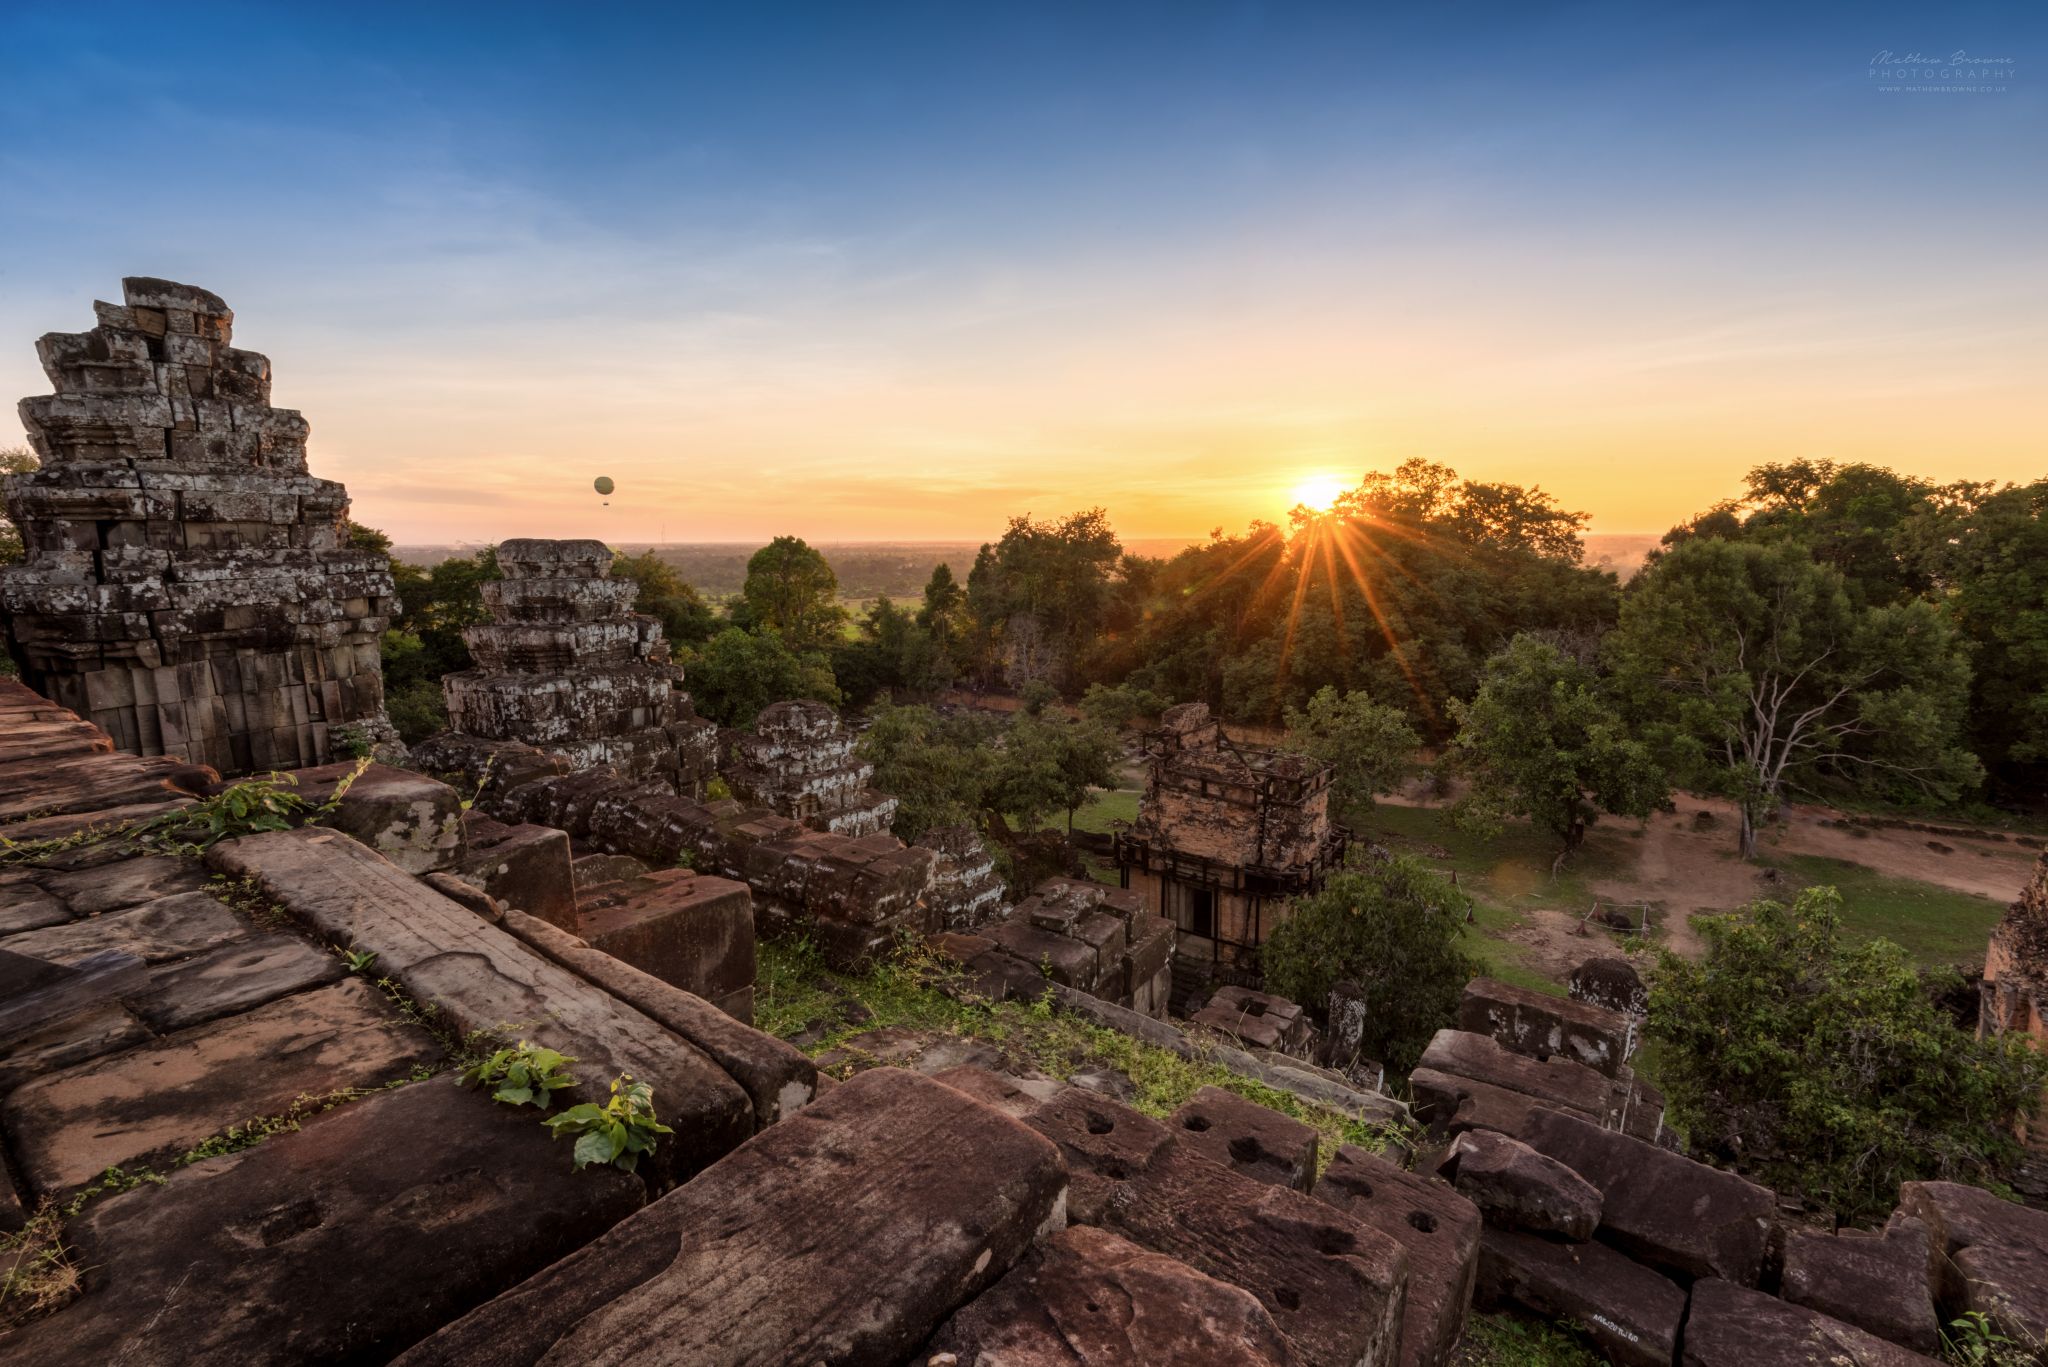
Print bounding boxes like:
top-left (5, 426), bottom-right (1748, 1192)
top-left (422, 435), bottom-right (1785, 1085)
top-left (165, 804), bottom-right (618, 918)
top-left (1112, 702), bottom-right (1347, 1003)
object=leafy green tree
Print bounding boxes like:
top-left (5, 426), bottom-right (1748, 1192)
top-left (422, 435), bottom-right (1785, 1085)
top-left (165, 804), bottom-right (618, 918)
top-left (966, 510), bottom-right (1125, 689)
top-left (855, 703), bottom-right (994, 841)
top-left (1261, 857), bottom-right (1480, 1072)
top-left (1901, 480), bottom-right (2048, 798)
top-left (343, 519), bottom-right (392, 557)
top-left (738, 535), bottom-right (846, 651)
top-left (1079, 681), bottom-right (1165, 732)
top-left (986, 711), bottom-right (1121, 835)
top-left (1608, 538), bottom-right (1978, 858)
top-left (1448, 635), bottom-right (1668, 861)
top-left (681, 626), bottom-right (839, 727)
top-left (0, 446), bottom-right (40, 566)
top-left (611, 550), bottom-right (719, 649)
top-left (1282, 686), bottom-right (1419, 815)
top-left (1649, 888), bottom-right (2048, 1223)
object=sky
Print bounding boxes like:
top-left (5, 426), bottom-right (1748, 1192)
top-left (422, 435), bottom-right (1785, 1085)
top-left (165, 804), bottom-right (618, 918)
top-left (1, 2), bottom-right (2042, 545)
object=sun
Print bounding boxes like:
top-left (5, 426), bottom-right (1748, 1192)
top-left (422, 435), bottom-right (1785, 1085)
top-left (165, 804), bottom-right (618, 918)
top-left (1290, 474), bottom-right (1346, 513)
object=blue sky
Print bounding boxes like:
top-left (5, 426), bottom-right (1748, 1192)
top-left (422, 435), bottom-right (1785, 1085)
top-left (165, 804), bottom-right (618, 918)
top-left (2, 2), bottom-right (2041, 542)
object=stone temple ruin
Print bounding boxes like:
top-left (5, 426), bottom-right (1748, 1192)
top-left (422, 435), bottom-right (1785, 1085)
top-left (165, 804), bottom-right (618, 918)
top-left (1980, 853), bottom-right (2048, 1198)
top-left (442, 538), bottom-right (718, 792)
top-left (720, 699), bottom-right (896, 836)
top-left (8, 282), bottom-right (2048, 1366)
top-left (0, 279), bottom-right (398, 774)
top-left (1113, 702), bottom-right (1347, 997)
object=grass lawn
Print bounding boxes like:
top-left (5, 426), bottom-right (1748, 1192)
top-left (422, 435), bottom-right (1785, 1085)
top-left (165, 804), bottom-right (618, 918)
top-left (1350, 804), bottom-right (1635, 996)
top-left (1766, 854), bottom-right (2004, 968)
top-left (1033, 787), bottom-right (1141, 837)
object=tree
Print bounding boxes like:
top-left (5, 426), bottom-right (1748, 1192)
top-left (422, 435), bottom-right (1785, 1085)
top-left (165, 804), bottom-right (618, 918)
top-left (1079, 681), bottom-right (1164, 732)
top-left (0, 446), bottom-right (40, 565)
top-left (985, 711), bottom-right (1121, 835)
top-left (1649, 888), bottom-right (2048, 1223)
top-left (1608, 538), bottom-right (1978, 858)
top-left (739, 536), bottom-right (846, 652)
top-left (611, 550), bottom-right (719, 649)
top-left (1282, 686), bottom-right (1419, 815)
top-left (1901, 480), bottom-right (2048, 798)
top-left (1449, 635), bottom-right (1668, 861)
top-left (343, 519), bottom-right (392, 557)
top-left (855, 703), bottom-right (994, 841)
top-left (680, 626), bottom-right (839, 728)
top-left (1261, 857), bottom-right (1480, 1072)
top-left (966, 510), bottom-right (1125, 690)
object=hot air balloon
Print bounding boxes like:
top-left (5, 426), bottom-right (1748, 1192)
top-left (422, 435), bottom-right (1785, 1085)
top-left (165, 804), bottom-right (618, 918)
top-left (594, 476), bottom-right (615, 497)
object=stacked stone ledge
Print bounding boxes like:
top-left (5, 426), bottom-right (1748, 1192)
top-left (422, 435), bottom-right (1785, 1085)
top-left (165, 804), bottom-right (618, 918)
top-left (721, 699), bottom-right (897, 836)
top-left (0, 278), bottom-right (399, 774)
top-left (941, 875), bottom-right (1177, 1019)
top-left (439, 538), bottom-right (717, 792)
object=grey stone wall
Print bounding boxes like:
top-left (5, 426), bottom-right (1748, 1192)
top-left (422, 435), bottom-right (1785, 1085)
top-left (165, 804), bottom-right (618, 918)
top-left (0, 278), bottom-right (398, 774)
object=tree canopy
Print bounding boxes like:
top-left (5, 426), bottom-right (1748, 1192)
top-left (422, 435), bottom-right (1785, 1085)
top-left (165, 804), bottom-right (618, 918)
top-left (681, 626), bottom-right (839, 728)
top-left (738, 535), bottom-right (846, 652)
top-left (1282, 686), bottom-right (1419, 816)
top-left (1608, 537), bottom-right (1977, 857)
top-left (1649, 888), bottom-right (2048, 1223)
top-left (1449, 634), bottom-right (1668, 859)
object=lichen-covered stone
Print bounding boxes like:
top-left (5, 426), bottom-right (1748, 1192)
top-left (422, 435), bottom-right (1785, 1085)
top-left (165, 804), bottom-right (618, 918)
top-left (0, 280), bottom-right (400, 775)
top-left (722, 700), bottom-right (896, 836)
top-left (439, 538), bottom-right (718, 791)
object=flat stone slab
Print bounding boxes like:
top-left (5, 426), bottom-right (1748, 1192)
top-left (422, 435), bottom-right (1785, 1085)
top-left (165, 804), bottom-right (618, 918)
top-left (1899, 1179), bottom-right (2048, 1350)
top-left (1781, 1214), bottom-right (1939, 1354)
top-left (209, 828), bottom-right (752, 1184)
top-left (1518, 1106), bottom-right (1775, 1285)
top-left (1316, 1143), bottom-right (1481, 1367)
top-left (1168, 1085), bottom-right (1319, 1192)
top-left (38, 854), bottom-right (213, 915)
top-left (3, 977), bottom-right (440, 1198)
top-left (3, 1077), bottom-right (644, 1366)
top-left (0, 1002), bottom-right (151, 1093)
top-left (928, 1224), bottom-right (1294, 1366)
top-left (1476, 1225), bottom-right (1685, 1367)
top-left (395, 1068), bottom-right (1067, 1367)
top-left (294, 761), bottom-right (466, 875)
top-left (0, 889), bottom-right (250, 966)
top-left (1028, 1088), bottom-right (1408, 1367)
top-left (1682, 1277), bottom-right (1942, 1366)
top-left (0, 876), bottom-right (70, 933)
top-left (127, 934), bottom-right (345, 1033)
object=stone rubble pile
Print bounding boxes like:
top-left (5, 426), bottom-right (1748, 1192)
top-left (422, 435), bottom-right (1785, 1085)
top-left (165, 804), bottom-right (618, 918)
top-left (937, 876), bottom-right (1177, 1019)
top-left (0, 279), bottom-right (399, 774)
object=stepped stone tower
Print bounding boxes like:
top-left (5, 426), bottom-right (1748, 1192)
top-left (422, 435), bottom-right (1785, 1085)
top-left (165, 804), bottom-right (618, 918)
top-left (0, 278), bottom-right (399, 773)
top-left (441, 538), bottom-right (717, 790)
top-left (723, 700), bottom-right (898, 837)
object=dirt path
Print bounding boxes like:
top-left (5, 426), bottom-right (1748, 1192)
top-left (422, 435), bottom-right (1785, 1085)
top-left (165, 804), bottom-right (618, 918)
top-left (1383, 783), bottom-right (2037, 970)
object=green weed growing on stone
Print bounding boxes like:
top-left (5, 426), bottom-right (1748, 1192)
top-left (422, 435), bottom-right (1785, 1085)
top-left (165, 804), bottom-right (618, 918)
top-left (61, 1166), bottom-right (167, 1216)
top-left (1944, 1310), bottom-right (2041, 1367)
top-left (544, 1074), bottom-right (672, 1173)
top-left (461, 1041), bottom-right (579, 1111)
top-left (342, 945), bottom-right (378, 974)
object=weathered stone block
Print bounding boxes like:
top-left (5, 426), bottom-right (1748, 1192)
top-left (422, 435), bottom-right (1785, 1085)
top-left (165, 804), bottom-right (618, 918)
top-left (1518, 1106), bottom-right (1775, 1284)
top-left (1458, 977), bottom-right (1634, 1076)
top-left (3, 977), bottom-right (440, 1198)
top-left (1029, 1089), bottom-right (1409, 1367)
top-left (1315, 1143), bottom-right (1481, 1367)
top-left (1443, 1128), bottom-right (1601, 1241)
top-left (393, 1068), bottom-right (1067, 1367)
top-left (1780, 1213), bottom-right (1939, 1353)
top-left (1169, 1084), bottom-right (1319, 1192)
top-left (127, 933), bottom-right (344, 1032)
top-left (1682, 1277), bottom-right (1941, 1366)
top-left (0, 889), bottom-right (250, 966)
top-left (293, 761), bottom-right (464, 874)
top-left (458, 812), bottom-right (576, 927)
top-left (2, 1077), bottom-right (644, 1366)
top-left (1476, 1225), bottom-right (1685, 1367)
top-left (928, 1224), bottom-right (1295, 1366)
top-left (573, 867), bottom-right (755, 1009)
top-left (1899, 1180), bottom-right (2048, 1350)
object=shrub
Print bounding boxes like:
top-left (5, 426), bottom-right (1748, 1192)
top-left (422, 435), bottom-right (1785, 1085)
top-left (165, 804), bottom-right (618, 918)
top-left (1261, 856), bottom-right (1479, 1072)
top-left (460, 1041), bottom-right (579, 1111)
top-left (1649, 888), bottom-right (2048, 1222)
top-left (544, 1074), bottom-right (673, 1172)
